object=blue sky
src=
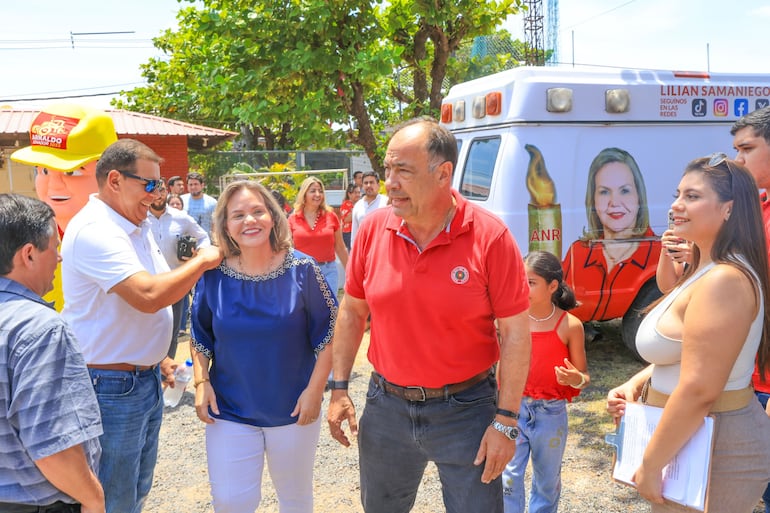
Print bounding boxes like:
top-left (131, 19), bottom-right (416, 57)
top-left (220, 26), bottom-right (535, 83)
top-left (2, 0), bottom-right (770, 110)
top-left (521, 0), bottom-right (770, 73)
top-left (0, 0), bottom-right (181, 109)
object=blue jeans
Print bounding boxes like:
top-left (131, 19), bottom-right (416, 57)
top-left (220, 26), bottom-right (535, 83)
top-left (503, 398), bottom-right (568, 513)
top-left (90, 366), bottom-right (163, 513)
top-left (358, 373), bottom-right (501, 513)
top-left (756, 391), bottom-right (770, 513)
top-left (343, 231), bottom-right (351, 250)
top-left (317, 261), bottom-right (338, 296)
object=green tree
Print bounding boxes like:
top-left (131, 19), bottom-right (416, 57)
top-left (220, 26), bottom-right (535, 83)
top-left (384, 0), bottom-right (521, 118)
top-left (445, 31), bottom-right (526, 85)
top-left (116, 0), bottom-right (523, 173)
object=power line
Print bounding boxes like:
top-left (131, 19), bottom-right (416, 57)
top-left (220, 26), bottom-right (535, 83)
top-left (0, 91), bottom-right (125, 102)
top-left (0, 31), bottom-right (155, 51)
top-left (562, 0), bottom-right (637, 31)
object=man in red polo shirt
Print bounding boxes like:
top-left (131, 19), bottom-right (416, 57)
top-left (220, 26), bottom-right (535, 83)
top-left (327, 118), bottom-right (531, 513)
top-left (732, 106), bottom-right (770, 513)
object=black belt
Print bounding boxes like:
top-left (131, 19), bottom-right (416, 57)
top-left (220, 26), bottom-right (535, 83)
top-left (372, 370), bottom-right (491, 402)
top-left (87, 363), bottom-right (156, 372)
top-left (0, 501), bottom-right (81, 513)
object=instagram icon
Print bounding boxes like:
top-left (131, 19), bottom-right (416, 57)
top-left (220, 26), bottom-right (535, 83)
top-left (713, 98), bottom-right (729, 117)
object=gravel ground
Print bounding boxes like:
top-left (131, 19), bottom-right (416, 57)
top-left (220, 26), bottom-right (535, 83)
top-left (142, 332), bottom-right (763, 513)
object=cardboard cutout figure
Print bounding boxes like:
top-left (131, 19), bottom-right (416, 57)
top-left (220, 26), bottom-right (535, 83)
top-left (11, 104), bottom-right (118, 309)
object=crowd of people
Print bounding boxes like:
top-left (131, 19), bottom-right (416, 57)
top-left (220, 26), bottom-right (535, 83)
top-left (3, 107), bottom-right (770, 513)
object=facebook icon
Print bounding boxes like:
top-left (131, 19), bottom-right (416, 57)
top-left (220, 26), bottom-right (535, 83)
top-left (734, 99), bottom-right (749, 117)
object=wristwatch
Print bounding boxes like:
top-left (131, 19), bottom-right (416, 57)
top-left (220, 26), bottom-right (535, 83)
top-left (490, 419), bottom-right (520, 441)
top-left (328, 380), bottom-right (349, 390)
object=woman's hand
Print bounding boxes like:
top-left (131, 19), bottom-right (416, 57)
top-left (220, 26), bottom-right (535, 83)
top-left (555, 358), bottom-right (587, 388)
top-left (291, 386), bottom-right (323, 425)
top-left (660, 229), bottom-right (691, 266)
top-left (606, 381), bottom-right (639, 424)
top-left (633, 463), bottom-right (665, 504)
top-left (194, 381), bottom-right (219, 424)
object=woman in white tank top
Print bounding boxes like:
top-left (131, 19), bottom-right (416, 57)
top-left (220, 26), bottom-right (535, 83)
top-left (606, 153), bottom-right (770, 512)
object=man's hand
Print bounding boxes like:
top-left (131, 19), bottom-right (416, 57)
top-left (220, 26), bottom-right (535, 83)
top-left (194, 245), bottom-right (224, 270)
top-left (160, 357), bottom-right (178, 388)
top-left (473, 425), bottom-right (516, 483)
top-left (327, 391), bottom-right (358, 447)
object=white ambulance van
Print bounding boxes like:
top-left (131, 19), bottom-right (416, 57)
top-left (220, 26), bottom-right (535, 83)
top-left (440, 66), bottom-right (770, 357)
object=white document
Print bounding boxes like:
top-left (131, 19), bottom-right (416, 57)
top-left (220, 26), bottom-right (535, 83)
top-left (605, 402), bottom-right (714, 511)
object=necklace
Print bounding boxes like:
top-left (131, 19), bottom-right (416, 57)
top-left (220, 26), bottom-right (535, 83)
top-left (529, 304), bottom-right (556, 322)
top-left (306, 208), bottom-right (320, 230)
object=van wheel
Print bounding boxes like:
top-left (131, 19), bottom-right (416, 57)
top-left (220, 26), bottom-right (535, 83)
top-left (621, 281), bottom-right (662, 362)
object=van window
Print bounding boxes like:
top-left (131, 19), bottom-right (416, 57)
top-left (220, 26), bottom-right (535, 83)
top-left (458, 137), bottom-right (500, 200)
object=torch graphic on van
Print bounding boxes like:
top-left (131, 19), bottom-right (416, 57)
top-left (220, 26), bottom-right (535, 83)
top-left (525, 144), bottom-right (562, 258)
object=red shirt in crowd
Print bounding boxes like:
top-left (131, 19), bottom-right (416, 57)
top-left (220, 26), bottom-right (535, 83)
top-left (345, 190), bottom-right (529, 387)
top-left (340, 199), bottom-right (354, 234)
top-left (523, 312), bottom-right (581, 402)
top-left (288, 209), bottom-right (340, 263)
top-left (753, 194), bottom-right (770, 394)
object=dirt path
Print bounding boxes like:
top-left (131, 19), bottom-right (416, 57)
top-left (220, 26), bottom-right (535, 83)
top-left (143, 329), bottom-right (766, 512)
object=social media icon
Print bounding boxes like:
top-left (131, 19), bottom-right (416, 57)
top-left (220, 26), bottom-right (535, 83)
top-left (757, 99), bottom-right (770, 110)
top-left (734, 99), bottom-right (749, 117)
top-left (692, 99), bottom-right (706, 117)
top-left (713, 99), bottom-right (728, 117)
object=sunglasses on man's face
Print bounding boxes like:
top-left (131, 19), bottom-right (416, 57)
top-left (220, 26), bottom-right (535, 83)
top-left (116, 169), bottom-right (163, 193)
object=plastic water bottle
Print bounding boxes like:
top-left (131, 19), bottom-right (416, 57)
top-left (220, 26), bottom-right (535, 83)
top-left (163, 359), bottom-right (193, 407)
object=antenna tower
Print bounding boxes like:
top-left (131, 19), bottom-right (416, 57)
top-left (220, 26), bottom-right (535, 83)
top-left (524, 0), bottom-right (559, 65)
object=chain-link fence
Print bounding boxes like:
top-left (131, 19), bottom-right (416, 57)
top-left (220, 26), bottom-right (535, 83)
top-left (191, 149), bottom-right (374, 205)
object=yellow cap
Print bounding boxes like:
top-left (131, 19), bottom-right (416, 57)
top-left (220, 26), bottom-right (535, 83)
top-left (11, 104), bottom-right (118, 172)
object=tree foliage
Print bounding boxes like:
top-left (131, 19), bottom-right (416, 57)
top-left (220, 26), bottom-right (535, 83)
top-left (115, 0), bottom-right (524, 173)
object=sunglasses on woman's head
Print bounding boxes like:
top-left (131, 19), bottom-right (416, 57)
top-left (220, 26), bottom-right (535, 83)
top-left (707, 152), bottom-right (729, 167)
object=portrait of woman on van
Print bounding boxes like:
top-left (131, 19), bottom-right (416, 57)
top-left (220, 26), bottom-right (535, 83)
top-left (563, 147), bottom-right (661, 321)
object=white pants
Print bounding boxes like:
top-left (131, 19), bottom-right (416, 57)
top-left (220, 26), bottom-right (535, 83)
top-left (206, 418), bottom-right (322, 513)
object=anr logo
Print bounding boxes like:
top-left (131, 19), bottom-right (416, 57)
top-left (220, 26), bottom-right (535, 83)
top-left (450, 266), bottom-right (470, 285)
top-left (692, 99), bottom-right (706, 117)
top-left (713, 99), bottom-right (728, 117)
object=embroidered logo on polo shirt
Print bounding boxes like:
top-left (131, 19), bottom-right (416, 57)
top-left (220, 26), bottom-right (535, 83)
top-left (451, 266), bottom-right (469, 284)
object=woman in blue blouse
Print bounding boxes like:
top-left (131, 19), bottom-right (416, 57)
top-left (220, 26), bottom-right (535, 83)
top-left (190, 180), bottom-right (337, 513)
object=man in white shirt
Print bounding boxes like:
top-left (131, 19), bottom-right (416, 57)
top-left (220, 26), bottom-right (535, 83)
top-left (147, 180), bottom-right (211, 359)
top-left (181, 171), bottom-right (217, 236)
top-left (61, 139), bottom-right (222, 513)
top-left (351, 171), bottom-right (388, 246)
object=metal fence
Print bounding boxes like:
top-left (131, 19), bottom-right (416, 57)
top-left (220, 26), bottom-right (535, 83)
top-left (217, 168), bottom-right (349, 206)
top-left (193, 150), bottom-right (372, 178)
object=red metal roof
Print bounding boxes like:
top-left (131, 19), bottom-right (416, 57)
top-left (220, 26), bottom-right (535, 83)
top-left (0, 108), bottom-right (237, 150)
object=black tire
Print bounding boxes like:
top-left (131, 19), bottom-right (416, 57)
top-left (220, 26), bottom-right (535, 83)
top-left (621, 281), bottom-right (662, 362)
